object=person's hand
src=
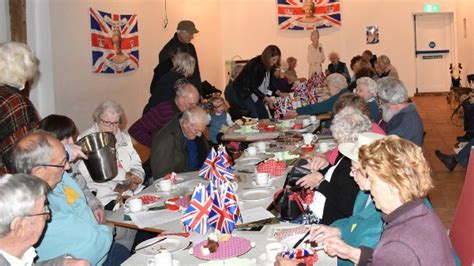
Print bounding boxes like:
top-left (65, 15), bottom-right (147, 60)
top-left (63, 258), bottom-right (90, 266)
top-left (305, 156), bottom-right (329, 171)
top-left (264, 96), bottom-right (275, 109)
top-left (274, 255), bottom-right (299, 266)
top-left (113, 183), bottom-right (128, 194)
top-left (298, 77), bottom-right (307, 82)
top-left (126, 173), bottom-right (142, 191)
top-left (105, 222), bottom-right (116, 235)
top-left (68, 144), bottom-right (88, 161)
top-left (285, 110), bottom-right (298, 119)
top-left (296, 172), bottom-right (324, 190)
top-left (323, 237), bottom-right (361, 263)
top-left (310, 224), bottom-right (341, 242)
top-left (93, 207), bottom-right (106, 224)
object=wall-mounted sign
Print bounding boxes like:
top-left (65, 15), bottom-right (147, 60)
top-left (423, 55), bottom-right (443, 60)
top-left (366, 26), bottom-right (379, 44)
top-left (429, 41), bottom-right (436, 48)
top-left (424, 4), bottom-right (440, 13)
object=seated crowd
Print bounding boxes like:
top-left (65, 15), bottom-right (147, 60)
top-left (0, 21), bottom-right (462, 266)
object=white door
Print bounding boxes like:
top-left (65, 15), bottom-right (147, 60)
top-left (414, 13), bottom-right (454, 93)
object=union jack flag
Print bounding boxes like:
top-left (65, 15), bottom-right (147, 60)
top-left (90, 8), bottom-right (139, 74)
top-left (208, 189), bottom-right (236, 234)
top-left (277, 0), bottom-right (341, 30)
top-left (223, 182), bottom-right (241, 223)
top-left (199, 148), bottom-right (217, 180)
top-left (200, 147), bottom-right (235, 186)
top-left (180, 184), bottom-right (213, 234)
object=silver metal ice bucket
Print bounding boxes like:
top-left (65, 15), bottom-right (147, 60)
top-left (77, 132), bottom-right (117, 183)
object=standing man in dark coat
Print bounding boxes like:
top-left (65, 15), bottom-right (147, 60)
top-left (158, 20), bottom-right (202, 93)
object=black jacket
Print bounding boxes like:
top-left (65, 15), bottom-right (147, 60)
top-left (143, 71), bottom-right (184, 114)
top-left (233, 55), bottom-right (275, 99)
top-left (159, 33), bottom-right (201, 91)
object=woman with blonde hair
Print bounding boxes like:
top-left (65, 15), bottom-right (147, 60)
top-left (144, 52), bottom-right (196, 113)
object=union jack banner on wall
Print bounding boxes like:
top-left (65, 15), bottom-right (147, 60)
top-left (90, 7), bottom-right (139, 74)
top-left (277, 0), bottom-right (341, 30)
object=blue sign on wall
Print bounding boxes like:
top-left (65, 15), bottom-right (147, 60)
top-left (429, 41), bottom-right (436, 48)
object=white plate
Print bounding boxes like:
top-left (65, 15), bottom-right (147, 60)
top-left (175, 174), bottom-right (192, 184)
top-left (238, 189), bottom-right (273, 201)
top-left (156, 185), bottom-right (179, 193)
top-left (125, 193), bottom-right (162, 206)
top-left (135, 236), bottom-right (189, 256)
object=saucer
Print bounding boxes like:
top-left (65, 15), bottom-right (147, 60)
top-left (257, 253), bottom-right (275, 266)
top-left (156, 185), bottom-right (178, 193)
top-left (251, 178), bottom-right (275, 188)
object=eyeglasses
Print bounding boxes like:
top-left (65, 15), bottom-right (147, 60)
top-left (350, 166), bottom-right (366, 178)
top-left (100, 119), bottom-right (120, 127)
top-left (36, 152), bottom-right (69, 169)
top-left (190, 123), bottom-right (204, 137)
top-left (25, 205), bottom-right (50, 219)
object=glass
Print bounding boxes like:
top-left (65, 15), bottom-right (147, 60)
top-left (36, 153), bottom-right (69, 169)
top-left (190, 123), bottom-right (204, 137)
top-left (100, 119), bottom-right (120, 127)
top-left (25, 205), bottom-right (50, 218)
top-left (350, 166), bottom-right (366, 178)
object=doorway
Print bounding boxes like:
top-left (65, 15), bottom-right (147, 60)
top-left (414, 13), bottom-right (454, 93)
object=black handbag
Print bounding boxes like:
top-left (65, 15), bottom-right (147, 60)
top-left (287, 159), bottom-right (312, 191)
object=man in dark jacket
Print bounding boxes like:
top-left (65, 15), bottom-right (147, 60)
top-left (158, 20), bottom-right (201, 92)
top-left (150, 106), bottom-right (210, 179)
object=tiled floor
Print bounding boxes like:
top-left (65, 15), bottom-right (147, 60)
top-left (413, 95), bottom-right (466, 228)
top-left (134, 95), bottom-right (467, 228)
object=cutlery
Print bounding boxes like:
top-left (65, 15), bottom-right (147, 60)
top-left (292, 230), bottom-right (311, 249)
top-left (147, 205), bottom-right (167, 211)
top-left (134, 237), bottom-right (167, 252)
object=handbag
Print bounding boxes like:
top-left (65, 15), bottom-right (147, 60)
top-left (273, 188), bottom-right (305, 221)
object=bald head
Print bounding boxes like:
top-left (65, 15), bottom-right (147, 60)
top-left (13, 131), bottom-right (68, 188)
top-left (175, 83), bottom-right (200, 112)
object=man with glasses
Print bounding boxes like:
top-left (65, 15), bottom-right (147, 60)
top-left (158, 20), bottom-right (201, 91)
top-left (376, 77), bottom-right (424, 146)
top-left (0, 173), bottom-right (89, 265)
top-left (150, 106), bottom-right (210, 179)
top-left (11, 131), bottom-right (122, 265)
top-left (129, 81), bottom-right (200, 147)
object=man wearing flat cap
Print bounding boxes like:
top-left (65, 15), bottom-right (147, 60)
top-left (158, 20), bottom-right (202, 92)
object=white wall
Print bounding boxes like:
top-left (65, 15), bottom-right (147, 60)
top-left (455, 0), bottom-right (474, 83)
top-left (0, 0), bottom-right (10, 43)
top-left (27, 0), bottom-right (469, 133)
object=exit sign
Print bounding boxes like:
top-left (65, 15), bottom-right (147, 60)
top-left (424, 4), bottom-right (440, 12)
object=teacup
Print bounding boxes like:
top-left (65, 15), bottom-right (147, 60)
top-left (310, 115), bottom-right (317, 123)
top-left (127, 198), bottom-right (143, 213)
top-left (256, 142), bottom-right (266, 153)
top-left (265, 242), bottom-right (285, 263)
top-left (256, 173), bottom-right (270, 185)
top-left (245, 147), bottom-right (257, 157)
top-left (156, 179), bottom-right (173, 192)
top-left (147, 250), bottom-right (173, 266)
top-left (319, 142), bottom-right (329, 153)
top-left (303, 133), bottom-right (316, 145)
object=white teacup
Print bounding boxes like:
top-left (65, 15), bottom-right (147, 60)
top-left (256, 173), bottom-right (270, 185)
top-left (265, 242), bottom-right (285, 263)
top-left (319, 142), bottom-right (329, 153)
top-left (302, 119), bottom-right (310, 127)
top-left (303, 133), bottom-right (316, 145)
top-left (256, 142), bottom-right (266, 153)
top-left (156, 179), bottom-right (173, 192)
top-left (310, 115), bottom-right (317, 123)
top-left (245, 147), bottom-right (257, 157)
top-left (128, 198), bottom-right (143, 213)
top-left (147, 250), bottom-right (173, 266)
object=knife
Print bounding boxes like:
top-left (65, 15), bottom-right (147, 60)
top-left (292, 230), bottom-right (311, 249)
top-left (147, 205), bottom-right (167, 211)
top-left (134, 237), bottom-right (167, 252)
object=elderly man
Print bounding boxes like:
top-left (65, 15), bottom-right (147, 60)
top-left (0, 42), bottom-right (40, 174)
top-left (12, 131), bottom-right (122, 265)
top-left (159, 20), bottom-right (201, 91)
top-left (150, 106), bottom-right (210, 179)
top-left (376, 55), bottom-right (399, 79)
top-left (355, 77), bottom-right (380, 121)
top-left (377, 77), bottom-right (424, 146)
top-left (0, 174), bottom-right (89, 266)
top-left (287, 73), bottom-right (349, 117)
top-left (129, 81), bottom-right (200, 147)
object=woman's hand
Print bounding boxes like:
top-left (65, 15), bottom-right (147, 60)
top-left (264, 96), bottom-right (275, 109)
top-left (296, 172), bottom-right (324, 190)
top-left (285, 110), bottom-right (297, 119)
top-left (126, 173), bottom-right (142, 191)
top-left (305, 156), bottom-right (329, 171)
top-left (274, 255), bottom-right (299, 266)
top-left (93, 207), bottom-right (106, 224)
top-left (310, 224), bottom-right (341, 242)
top-left (323, 237), bottom-right (361, 263)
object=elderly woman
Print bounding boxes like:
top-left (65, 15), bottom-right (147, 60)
top-left (287, 73), bottom-right (349, 117)
top-left (326, 52), bottom-right (350, 83)
top-left (0, 42), bottom-right (40, 173)
top-left (295, 107), bottom-right (371, 225)
top-left (144, 52), bottom-right (195, 114)
top-left (233, 45), bottom-right (281, 119)
top-left (76, 100), bottom-right (145, 209)
top-left (354, 77), bottom-right (380, 122)
top-left (321, 136), bottom-right (455, 265)
top-left (308, 29), bottom-right (325, 77)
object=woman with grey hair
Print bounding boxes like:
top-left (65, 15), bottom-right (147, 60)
top-left (355, 77), bottom-right (380, 121)
top-left (144, 52), bottom-right (196, 113)
top-left (0, 42), bottom-right (40, 174)
top-left (295, 106), bottom-right (371, 225)
top-left (75, 100), bottom-right (145, 211)
top-left (287, 73), bottom-right (349, 117)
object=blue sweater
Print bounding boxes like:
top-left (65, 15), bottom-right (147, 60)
top-left (331, 192), bottom-right (383, 266)
top-left (367, 99), bottom-right (381, 122)
top-left (36, 174), bottom-right (113, 265)
top-left (296, 89), bottom-right (350, 115)
top-left (381, 104), bottom-right (424, 146)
